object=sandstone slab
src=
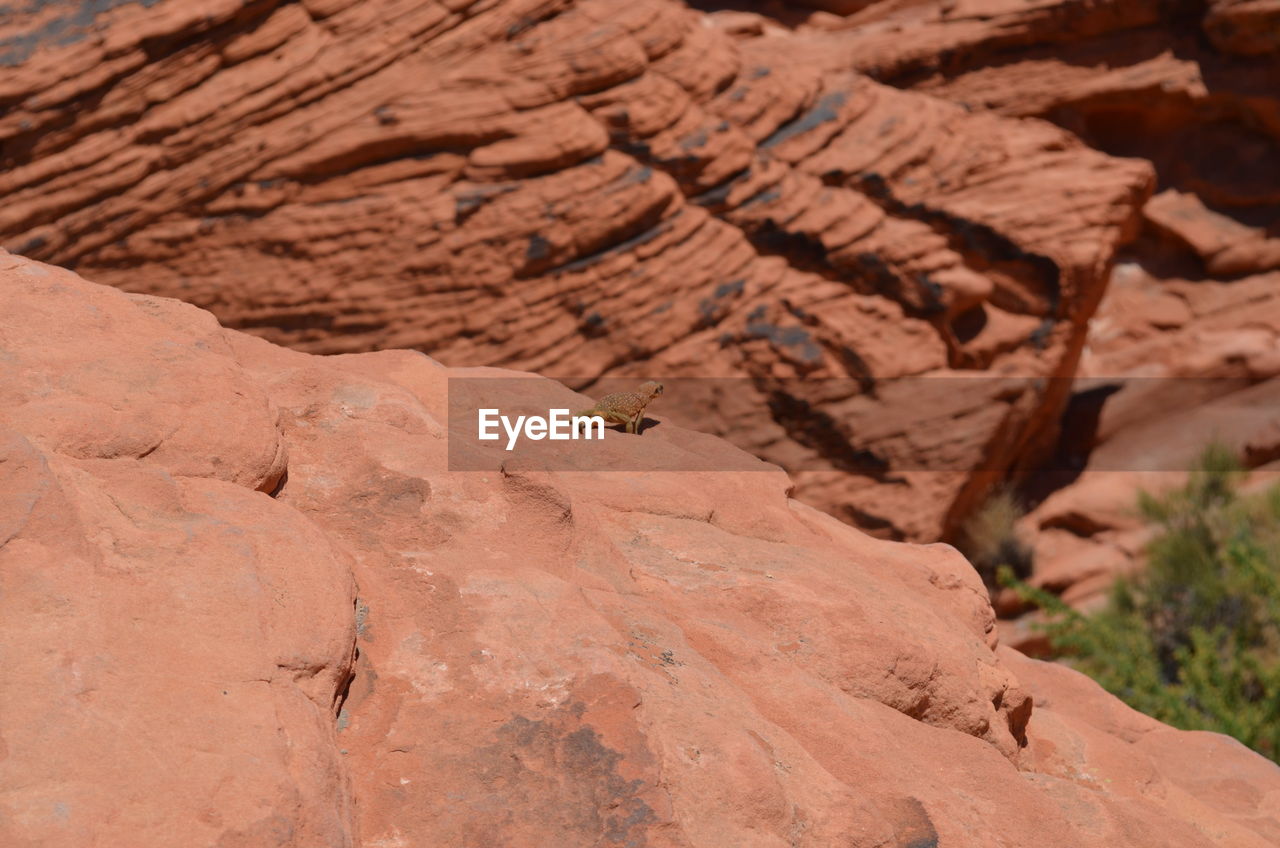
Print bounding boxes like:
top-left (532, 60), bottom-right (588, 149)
top-left (3, 254), bottom-right (1280, 846)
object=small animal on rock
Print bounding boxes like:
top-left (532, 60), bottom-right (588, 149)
top-left (575, 381), bottom-right (664, 434)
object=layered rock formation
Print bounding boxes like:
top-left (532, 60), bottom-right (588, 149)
top-left (5, 251), bottom-right (1280, 846)
top-left (734, 0), bottom-right (1280, 608)
top-left (0, 0), bottom-right (1171, 542)
top-left (2, 0), bottom-right (1277, 577)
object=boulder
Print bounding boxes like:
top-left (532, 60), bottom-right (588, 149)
top-left (3, 253), bottom-right (1280, 847)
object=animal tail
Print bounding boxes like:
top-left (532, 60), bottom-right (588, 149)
top-left (574, 407), bottom-right (600, 418)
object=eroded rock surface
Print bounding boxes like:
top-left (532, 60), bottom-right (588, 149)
top-left (0, 0), bottom-right (1175, 541)
top-left (4, 254), bottom-right (1280, 847)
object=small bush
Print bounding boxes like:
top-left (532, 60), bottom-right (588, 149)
top-left (962, 487), bottom-right (1034, 588)
top-left (1004, 443), bottom-right (1280, 762)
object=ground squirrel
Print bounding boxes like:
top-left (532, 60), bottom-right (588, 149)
top-left (575, 381), bottom-right (664, 434)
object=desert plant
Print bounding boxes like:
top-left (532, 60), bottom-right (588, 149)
top-left (1003, 443), bottom-right (1280, 762)
top-left (962, 487), bottom-right (1034, 588)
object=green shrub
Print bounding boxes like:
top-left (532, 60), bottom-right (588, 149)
top-left (1004, 443), bottom-right (1280, 762)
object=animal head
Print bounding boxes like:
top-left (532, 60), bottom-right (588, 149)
top-left (639, 380), bottom-right (663, 398)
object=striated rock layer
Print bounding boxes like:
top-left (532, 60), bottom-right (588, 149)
top-left (0, 0), bottom-right (1166, 541)
top-left (4, 255), bottom-right (1280, 846)
top-left (777, 0), bottom-right (1280, 616)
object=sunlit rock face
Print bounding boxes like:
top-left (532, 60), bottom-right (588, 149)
top-left (3, 252), bottom-right (1280, 847)
top-left (2, 0), bottom-right (1197, 541)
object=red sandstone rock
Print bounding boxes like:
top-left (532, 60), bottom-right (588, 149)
top-left (5, 256), bottom-right (1280, 846)
top-left (1145, 190), bottom-right (1280, 278)
top-left (0, 257), bottom-right (356, 847)
top-left (1205, 0), bottom-right (1280, 55)
top-left (0, 0), bottom-right (1275, 573)
top-left (0, 0), bottom-right (1164, 543)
